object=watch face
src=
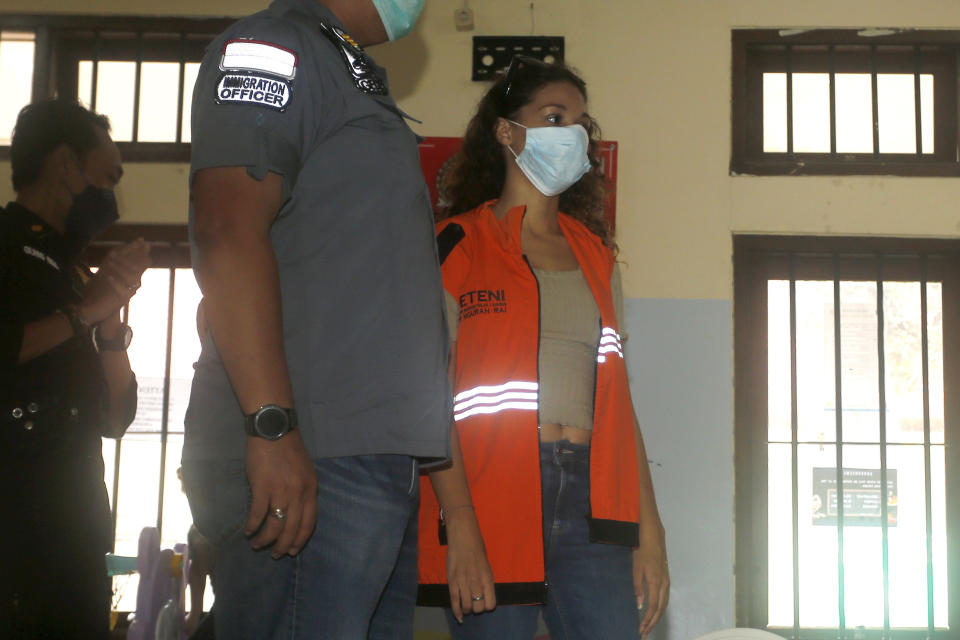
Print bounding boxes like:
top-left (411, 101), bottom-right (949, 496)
top-left (256, 407), bottom-right (289, 439)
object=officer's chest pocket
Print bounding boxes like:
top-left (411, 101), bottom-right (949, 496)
top-left (335, 91), bottom-right (425, 196)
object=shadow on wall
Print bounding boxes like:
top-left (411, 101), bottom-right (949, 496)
top-left (368, 28), bottom-right (429, 101)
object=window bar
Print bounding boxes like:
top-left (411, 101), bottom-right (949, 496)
top-left (110, 439), bottom-right (122, 551)
top-left (175, 33), bottom-right (186, 144)
top-left (876, 256), bottom-right (892, 635)
top-left (131, 32), bottom-right (143, 143)
top-left (786, 45), bottom-right (794, 156)
top-left (913, 46), bottom-right (923, 156)
top-left (832, 257), bottom-right (846, 634)
top-left (155, 263), bottom-right (177, 537)
top-left (109, 300), bottom-right (130, 550)
top-left (30, 26), bottom-right (49, 103)
top-left (829, 45), bottom-right (837, 156)
top-left (789, 255), bottom-right (801, 638)
top-left (90, 32), bottom-right (101, 111)
top-left (870, 45), bottom-right (880, 157)
top-left (919, 255), bottom-right (935, 637)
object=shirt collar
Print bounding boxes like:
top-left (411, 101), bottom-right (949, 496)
top-left (5, 201), bottom-right (55, 234)
top-left (4, 201), bottom-right (74, 262)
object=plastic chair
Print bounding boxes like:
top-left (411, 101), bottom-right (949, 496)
top-left (693, 629), bottom-right (784, 640)
top-left (126, 527), bottom-right (186, 640)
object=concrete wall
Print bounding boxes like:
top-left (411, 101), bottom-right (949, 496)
top-left (3, 1), bottom-right (960, 638)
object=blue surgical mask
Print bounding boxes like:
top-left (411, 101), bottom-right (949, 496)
top-left (507, 121), bottom-right (592, 197)
top-left (372, 0), bottom-right (425, 41)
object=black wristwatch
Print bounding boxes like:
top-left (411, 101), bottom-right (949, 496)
top-left (94, 324), bottom-right (133, 351)
top-left (244, 405), bottom-right (298, 440)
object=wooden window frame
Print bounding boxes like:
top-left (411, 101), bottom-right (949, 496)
top-left (731, 29), bottom-right (960, 177)
top-left (734, 235), bottom-right (960, 638)
top-left (0, 14), bottom-right (235, 162)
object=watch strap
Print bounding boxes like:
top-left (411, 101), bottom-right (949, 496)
top-left (59, 305), bottom-right (92, 339)
top-left (244, 405), bottom-right (298, 440)
top-left (95, 324), bottom-right (133, 351)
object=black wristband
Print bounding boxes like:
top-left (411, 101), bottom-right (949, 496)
top-left (244, 405), bottom-right (298, 440)
top-left (59, 305), bottom-right (92, 339)
top-left (94, 324), bottom-right (133, 351)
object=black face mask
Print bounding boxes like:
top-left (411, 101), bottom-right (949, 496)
top-left (62, 185), bottom-right (119, 258)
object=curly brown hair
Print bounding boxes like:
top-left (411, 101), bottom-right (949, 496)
top-left (438, 59), bottom-right (613, 248)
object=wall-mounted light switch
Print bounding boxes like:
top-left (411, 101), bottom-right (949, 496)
top-left (454, 8), bottom-right (474, 31)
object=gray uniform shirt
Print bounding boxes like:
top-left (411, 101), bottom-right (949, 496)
top-left (183, 0), bottom-right (451, 462)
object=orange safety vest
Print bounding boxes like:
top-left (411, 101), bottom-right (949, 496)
top-left (417, 201), bottom-right (641, 606)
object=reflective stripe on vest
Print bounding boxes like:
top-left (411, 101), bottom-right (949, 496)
top-left (597, 326), bottom-right (623, 364)
top-left (453, 380), bottom-right (539, 421)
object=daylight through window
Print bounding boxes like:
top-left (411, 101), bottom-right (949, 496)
top-left (732, 30), bottom-right (960, 176)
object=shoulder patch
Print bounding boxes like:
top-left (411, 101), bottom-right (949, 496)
top-left (215, 39), bottom-right (297, 111)
top-left (436, 223), bottom-right (465, 266)
top-left (221, 39), bottom-right (298, 80)
top-left (318, 21), bottom-right (387, 95)
top-left (22, 245), bottom-right (60, 271)
top-left (216, 73), bottom-right (291, 111)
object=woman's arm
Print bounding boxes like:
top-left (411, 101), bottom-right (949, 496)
top-left (427, 341), bottom-right (496, 622)
top-left (632, 409), bottom-right (670, 638)
top-left (613, 264), bottom-right (669, 636)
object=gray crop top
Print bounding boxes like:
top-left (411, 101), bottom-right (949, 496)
top-left (445, 264), bottom-right (624, 430)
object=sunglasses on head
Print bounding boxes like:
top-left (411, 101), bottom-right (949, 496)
top-left (501, 55), bottom-right (554, 99)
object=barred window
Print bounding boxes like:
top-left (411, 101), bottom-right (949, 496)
top-left (88, 225), bottom-right (199, 613)
top-left (0, 15), bottom-right (234, 161)
top-left (731, 30), bottom-right (960, 177)
top-left (735, 236), bottom-right (960, 638)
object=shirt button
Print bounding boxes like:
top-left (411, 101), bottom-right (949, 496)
top-left (27, 403), bottom-right (39, 414)
top-left (24, 421), bottom-right (34, 431)
top-left (11, 407), bottom-right (22, 419)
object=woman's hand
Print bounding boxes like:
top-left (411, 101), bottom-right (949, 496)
top-left (633, 530), bottom-right (669, 638)
top-left (444, 507), bottom-right (496, 623)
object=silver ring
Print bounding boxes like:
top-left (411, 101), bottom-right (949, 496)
top-left (471, 594), bottom-right (484, 601)
top-left (271, 507), bottom-right (287, 521)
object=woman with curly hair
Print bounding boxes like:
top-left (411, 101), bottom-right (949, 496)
top-left (419, 57), bottom-right (670, 639)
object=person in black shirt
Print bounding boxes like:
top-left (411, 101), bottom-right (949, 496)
top-left (0, 100), bottom-right (151, 640)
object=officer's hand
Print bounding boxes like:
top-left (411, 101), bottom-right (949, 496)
top-left (100, 239), bottom-right (151, 296)
top-left (79, 240), bottom-right (151, 324)
top-left (245, 431), bottom-right (318, 558)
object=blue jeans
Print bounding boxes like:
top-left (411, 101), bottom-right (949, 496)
top-left (182, 454), bottom-right (420, 640)
top-left (446, 440), bottom-right (639, 640)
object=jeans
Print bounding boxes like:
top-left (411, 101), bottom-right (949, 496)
top-left (446, 440), bottom-right (638, 640)
top-left (182, 453), bottom-right (420, 640)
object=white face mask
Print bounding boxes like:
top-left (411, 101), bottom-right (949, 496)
top-left (506, 121), bottom-right (592, 197)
